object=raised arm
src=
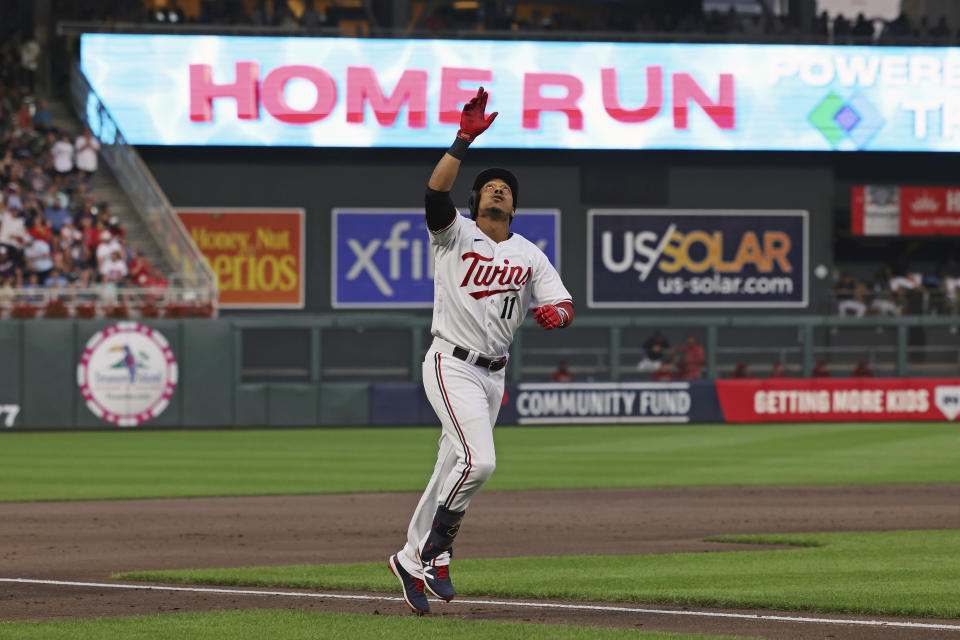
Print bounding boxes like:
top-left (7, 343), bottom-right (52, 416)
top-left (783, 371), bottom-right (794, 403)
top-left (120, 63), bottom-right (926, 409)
top-left (425, 87), bottom-right (497, 231)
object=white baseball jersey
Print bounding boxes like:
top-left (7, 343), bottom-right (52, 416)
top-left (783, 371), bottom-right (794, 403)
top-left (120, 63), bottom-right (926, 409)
top-left (428, 212), bottom-right (571, 357)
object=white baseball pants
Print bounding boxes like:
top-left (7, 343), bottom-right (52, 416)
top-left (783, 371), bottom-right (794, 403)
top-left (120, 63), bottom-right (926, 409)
top-left (396, 338), bottom-right (505, 577)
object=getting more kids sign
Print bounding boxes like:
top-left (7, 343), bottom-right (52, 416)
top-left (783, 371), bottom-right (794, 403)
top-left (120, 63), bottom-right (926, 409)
top-left (177, 208), bottom-right (305, 308)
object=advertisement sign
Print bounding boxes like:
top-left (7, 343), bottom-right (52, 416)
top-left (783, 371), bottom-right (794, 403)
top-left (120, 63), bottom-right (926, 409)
top-left (81, 34), bottom-right (960, 151)
top-left (77, 323), bottom-right (178, 427)
top-left (588, 209), bottom-right (807, 308)
top-left (332, 209), bottom-right (559, 308)
top-left (507, 381), bottom-right (721, 425)
top-left (715, 378), bottom-right (960, 423)
top-left (177, 208), bottom-right (305, 308)
top-left (852, 186), bottom-right (960, 236)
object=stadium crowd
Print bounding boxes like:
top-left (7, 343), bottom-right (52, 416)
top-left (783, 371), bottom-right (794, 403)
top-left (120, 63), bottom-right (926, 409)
top-left (36, 0), bottom-right (960, 47)
top-left (834, 267), bottom-right (960, 318)
top-left (0, 50), bottom-right (168, 318)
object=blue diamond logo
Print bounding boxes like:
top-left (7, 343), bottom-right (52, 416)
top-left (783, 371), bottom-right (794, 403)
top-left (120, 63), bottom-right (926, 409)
top-left (834, 105), bottom-right (860, 132)
top-left (810, 91), bottom-right (885, 149)
top-left (845, 93), bottom-right (885, 149)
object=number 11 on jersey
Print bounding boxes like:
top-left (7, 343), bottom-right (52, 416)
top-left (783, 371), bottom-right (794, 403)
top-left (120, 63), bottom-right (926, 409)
top-left (500, 296), bottom-right (518, 319)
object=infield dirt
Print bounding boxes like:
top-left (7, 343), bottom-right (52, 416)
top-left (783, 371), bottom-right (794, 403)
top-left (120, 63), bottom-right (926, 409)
top-left (2, 485), bottom-right (959, 640)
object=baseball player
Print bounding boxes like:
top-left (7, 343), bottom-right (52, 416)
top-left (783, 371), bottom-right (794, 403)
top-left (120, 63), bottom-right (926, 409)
top-left (388, 87), bottom-right (574, 615)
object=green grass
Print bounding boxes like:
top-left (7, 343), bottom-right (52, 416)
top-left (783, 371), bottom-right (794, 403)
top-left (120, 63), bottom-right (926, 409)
top-left (1, 422), bottom-right (958, 501)
top-left (116, 530), bottom-right (960, 618)
top-left (0, 609), bottom-right (737, 640)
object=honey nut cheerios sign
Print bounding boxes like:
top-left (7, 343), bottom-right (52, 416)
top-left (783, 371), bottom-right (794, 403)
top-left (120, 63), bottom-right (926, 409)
top-left (177, 208), bottom-right (305, 308)
top-left (77, 322), bottom-right (178, 427)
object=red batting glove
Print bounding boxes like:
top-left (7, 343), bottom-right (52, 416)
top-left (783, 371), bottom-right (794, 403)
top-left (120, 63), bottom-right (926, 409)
top-left (533, 304), bottom-right (568, 330)
top-left (457, 87), bottom-right (498, 142)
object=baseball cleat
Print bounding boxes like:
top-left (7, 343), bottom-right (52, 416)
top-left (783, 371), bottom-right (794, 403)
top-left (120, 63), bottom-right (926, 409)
top-left (418, 549), bottom-right (455, 601)
top-left (388, 554), bottom-right (430, 615)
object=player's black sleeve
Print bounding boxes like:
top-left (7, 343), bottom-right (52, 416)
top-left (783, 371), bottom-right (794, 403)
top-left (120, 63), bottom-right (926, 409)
top-left (425, 187), bottom-right (457, 232)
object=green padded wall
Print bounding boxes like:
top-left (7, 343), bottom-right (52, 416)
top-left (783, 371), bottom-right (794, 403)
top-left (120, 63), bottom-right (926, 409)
top-left (22, 321), bottom-right (76, 428)
top-left (180, 320), bottom-right (233, 426)
top-left (0, 323), bottom-right (23, 427)
top-left (319, 382), bottom-right (369, 425)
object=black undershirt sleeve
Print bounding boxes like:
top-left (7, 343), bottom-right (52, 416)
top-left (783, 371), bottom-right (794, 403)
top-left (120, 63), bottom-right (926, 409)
top-left (424, 187), bottom-right (457, 232)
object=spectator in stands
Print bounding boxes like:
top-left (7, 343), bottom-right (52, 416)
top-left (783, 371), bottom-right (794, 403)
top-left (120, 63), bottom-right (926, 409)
top-left (886, 267), bottom-right (924, 315)
top-left (274, 2), bottom-right (298, 28)
top-left (128, 250), bottom-right (151, 286)
top-left (730, 362), bottom-right (751, 378)
top-left (33, 99), bottom-right (52, 132)
top-left (107, 214), bottom-right (126, 240)
top-left (43, 193), bottom-right (71, 233)
top-left (21, 272), bottom-right (43, 300)
top-left (19, 36), bottom-right (40, 93)
top-left (99, 247), bottom-right (128, 283)
top-left (941, 269), bottom-right (960, 315)
top-left (73, 197), bottom-right (95, 226)
top-left (27, 210), bottom-right (52, 244)
top-left (0, 245), bottom-right (18, 282)
top-left (77, 216), bottom-right (97, 258)
top-left (833, 13), bottom-right (851, 42)
top-left (4, 182), bottom-right (22, 211)
top-left (851, 359), bottom-right (874, 378)
top-left (300, 2), bottom-right (326, 28)
top-left (769, 360), bottom-right (789, 378)
top-left (54, 223), bottom-right (77, 272)
top-left (74, 128), bottom-right (100, 174)
top-left (811, 359), bottom-right (831, 377)
top-left (869, 272), bottom-right (903, 316)
top-left (835, 273), bottom-right (866, 317)
top-left (637, 330), bottom-right (670, 371)
top-left (73, 267), bottom-right (96, 297)
top-left (44, 266), bottom-right (68, 288)
top-left (50, 133), bottom-right (74, 176)
top-left (0, 205), bottom-right (27, 251)
top-left (552, 359), bottom-right (574, 382)
top-left (27, 165), bottom-right (50, 194)
top-left (652, 360), bottom-right (674, 381)
top-left (930, 15), bottom-right (951, 41)
top-left (883, 12), bottom-right (911, 40)
top-left (22, 235), bottom-right (53, 282)
top-left (914, 15), bottom-right (931, 42)
top-left (851, 13), bottom-right (874, 41)
top-left (147, 266), bottom-right (168, 288)
top-left (677, 333), bottom-right (705, 380)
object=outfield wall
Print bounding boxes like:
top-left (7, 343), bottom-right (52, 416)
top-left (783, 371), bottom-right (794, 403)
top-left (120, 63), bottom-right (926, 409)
top-left (2, 317), bottom-right (959, 429)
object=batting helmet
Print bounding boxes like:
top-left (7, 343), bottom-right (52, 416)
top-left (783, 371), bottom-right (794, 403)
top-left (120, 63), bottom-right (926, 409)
top-left (468, 167), bottom-right (519, 220)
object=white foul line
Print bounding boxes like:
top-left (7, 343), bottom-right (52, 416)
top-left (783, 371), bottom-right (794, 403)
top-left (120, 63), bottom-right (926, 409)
top-left (3, 578), bottom-right (960, 632)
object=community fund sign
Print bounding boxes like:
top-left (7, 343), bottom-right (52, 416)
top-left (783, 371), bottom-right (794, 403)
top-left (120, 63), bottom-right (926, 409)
top-left (177, 208), bottom-right (305, 308)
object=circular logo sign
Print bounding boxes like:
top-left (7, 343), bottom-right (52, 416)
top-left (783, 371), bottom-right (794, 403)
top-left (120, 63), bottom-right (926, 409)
top-left (77, 322), bottom-right (178, 427)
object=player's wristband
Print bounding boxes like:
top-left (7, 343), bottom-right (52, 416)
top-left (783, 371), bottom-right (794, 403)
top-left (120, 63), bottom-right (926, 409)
top-left (447, 136), bottom-right (470, 160)
top-left (556, 307), bottom-right (569, 328)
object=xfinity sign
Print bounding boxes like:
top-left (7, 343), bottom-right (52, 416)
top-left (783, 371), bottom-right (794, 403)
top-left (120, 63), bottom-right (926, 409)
top-left (332, 209), bottom-right (560, 308)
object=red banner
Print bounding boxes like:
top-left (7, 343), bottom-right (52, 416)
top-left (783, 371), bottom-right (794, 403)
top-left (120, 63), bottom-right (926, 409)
top-left (177, 208), bottom-right (305, 308)
top-left (715, 378), bottom-right (960, 423)
top-left (852, 186), bottom-right (960, 236)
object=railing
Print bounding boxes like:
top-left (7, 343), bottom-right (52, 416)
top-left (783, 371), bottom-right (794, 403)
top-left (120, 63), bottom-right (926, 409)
top-left (68, 61), bottom-right (218, 308)
top-left (0, 283), bottom-right (214, 319)
top-left (224, 314), bottom-right (960, 383)
top-left (826, 290), bottom-right (960, 318)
